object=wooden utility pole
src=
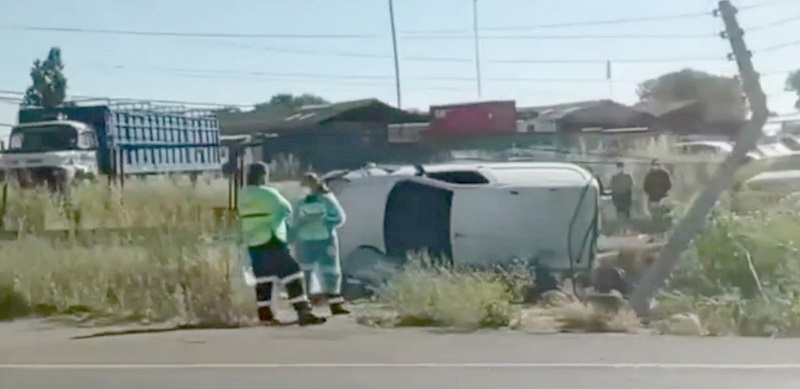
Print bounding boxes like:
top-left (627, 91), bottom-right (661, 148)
top-left (629, 0), bottom-right (770, 316)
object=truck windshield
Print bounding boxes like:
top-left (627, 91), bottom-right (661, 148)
top-left (8, 124), bottom-right (79, 153)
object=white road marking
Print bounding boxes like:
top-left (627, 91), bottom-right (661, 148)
top-left (2, 363), bottom-right (800, 370)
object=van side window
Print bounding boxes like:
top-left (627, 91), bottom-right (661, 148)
top-left (426, 171), bottom-right (490, 184)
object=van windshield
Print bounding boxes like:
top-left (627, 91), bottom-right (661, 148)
top-left (8, 124), bottom-right (79, 153)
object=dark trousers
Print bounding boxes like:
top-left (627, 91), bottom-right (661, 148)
top-left (248, 237), bottom-right (311, 312)
top-left (612, 192), bottom-right (632, 221)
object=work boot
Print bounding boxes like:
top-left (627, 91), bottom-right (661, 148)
top-left (257, 307), bottom-right (278, 325)
top-left (330, 303), bottom-right (350, 316)
top-left (297, 309), bottom-right (327, 326)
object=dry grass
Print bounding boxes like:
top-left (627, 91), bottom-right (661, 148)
top-left (373, 259), bottom-right (519, 330)
top-left (1, 145), bottom-right (799, 337)
top-left (0, 176), bottom-right (304, 326)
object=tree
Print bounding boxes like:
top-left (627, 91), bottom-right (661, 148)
top-left (254, 93), bottom-right (329, 111)
top-left (637, 68), bottom-right (747, 122)
top-left (784, 70), bottom-right (800, 110)
top-left (22, 47), bottom-right (68, 108)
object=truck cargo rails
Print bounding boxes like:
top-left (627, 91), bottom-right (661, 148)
top-left (0, 103), bottom-right (222, 188)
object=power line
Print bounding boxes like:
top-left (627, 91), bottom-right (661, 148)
top-left (0, 90), bottom-right (250, 108)
top-left (9, 59), bottom-right (785, 87)
top-left (53, 62), bottom-right (688, 84)
top-left (0, 25), bottom-right (384, 40)
top-left (0, 23), bottom-right (720, 42)
top-left (485, 57), bottom-right (724, 64)
top-left (402, 11), bottom-right (712, 35)
top-left (147, 41), bottom-right (729, 65)
top-left (755, 39), bottom-right (800, 53)
top-left (0, 89), bottom-right (554, 112)
top-left (163, 71), bottom-right (475, 91)
top-left (0, 2), bottom-right (792, 45)
top-left (738, 0), bottom-right (798, 11)
top-left (402, 0), bottom-right (794, 35)
top-left (402, 33), bottom-right (716, 41)
top-left (747, 13), bottom-right (800, 31)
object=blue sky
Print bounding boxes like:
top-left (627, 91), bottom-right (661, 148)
top-left (0, 0), bottom-right (798, 139)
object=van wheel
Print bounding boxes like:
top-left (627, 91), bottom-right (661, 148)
top-left (341, 246), bottom-right (402, 301)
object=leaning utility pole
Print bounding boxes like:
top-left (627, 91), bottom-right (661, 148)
top-left (388, 0), bottom-right (403, 108)
top-left (629, 0), bottom-right (770, 316)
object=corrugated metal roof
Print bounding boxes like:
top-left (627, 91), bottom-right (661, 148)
top-left (217, 99), bottom-right (426, 135)
top-left (217, 99), bottom-right (376, 133)
top-left (517, 100), bottom-right (613, 119)
top-left (516, 99), bottom-right (654, 130)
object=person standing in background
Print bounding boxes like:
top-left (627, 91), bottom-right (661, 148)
top-left (237, 162), bottom-right (327, 326)
top-left (643, 159), bottom-right (672, 222)
top-left (609, 162), bottom-right (634, 226)
top-left (292, 172), bottom-right (350, 316)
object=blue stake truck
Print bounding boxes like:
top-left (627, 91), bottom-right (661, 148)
top-left (0, 102), bottom-right (222, 188)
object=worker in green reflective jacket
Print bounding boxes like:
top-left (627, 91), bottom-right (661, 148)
top-left (292, 172), bottom-right (349, 316)
top-left (237, 162), bottom-right (327, 326)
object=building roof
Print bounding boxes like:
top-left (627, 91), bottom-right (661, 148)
top-left (430, 100), bottom-right (516, 109)
top-left (217, 98), bottom-right (427, 135)
top-left (632, 99), bottom-right (700, 117)
top-left (517, 100), bottom-right (615, 119)
top-left (518, 99), bottom-right (656, 130)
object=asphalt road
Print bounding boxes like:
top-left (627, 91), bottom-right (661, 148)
top-left (4, 316), bottom-right (800, 389)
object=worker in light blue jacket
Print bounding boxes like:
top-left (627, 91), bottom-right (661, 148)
top-left (292, 172), bottom-right (349, 315)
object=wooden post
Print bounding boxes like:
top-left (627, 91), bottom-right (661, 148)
top-left (0, 182), bottom-right (7, 231)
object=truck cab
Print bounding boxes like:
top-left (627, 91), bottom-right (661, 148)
top-left (0, 118), bottom-right (99, 189)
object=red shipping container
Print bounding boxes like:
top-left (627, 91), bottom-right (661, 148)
top-left (427, 100), bottom-right (517, 136)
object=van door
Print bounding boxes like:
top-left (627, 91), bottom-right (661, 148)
top-left (383, 179), bottom-right (454, 263)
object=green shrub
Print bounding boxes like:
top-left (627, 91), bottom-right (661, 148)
top-left (661, 195), bottom-right (800, 336)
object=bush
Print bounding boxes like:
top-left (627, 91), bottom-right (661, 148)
top-left (657, 193), bottom-right (800, 336)
top-left (375, 259), bottom-right (517, 330)
top-left (0, 276), bottom-right (29, 320)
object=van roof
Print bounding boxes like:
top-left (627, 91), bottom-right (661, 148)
top-left (393, 161), bottom-right (595, 188)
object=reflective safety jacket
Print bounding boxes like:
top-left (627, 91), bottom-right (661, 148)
top-left (292, 192), bottom-right (346, 242)
top-left (237, 185), bottom-right (293, 247)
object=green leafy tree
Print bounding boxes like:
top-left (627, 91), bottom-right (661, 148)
top-left (637, 68), bottom-right (747, 122)
top-left (784, 70), bottom-right (800, 110)
top-left (22, 47), bottom-right (68, 108)
top-left (254, 93), bottom-right (329, 111)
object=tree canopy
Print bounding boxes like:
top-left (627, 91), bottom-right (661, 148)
top-left (784, 70), bottom-right (800, 110)
top-left (637, 68), bottom-right (747, 122)
top-left (22, 47), bottom-right (68, 108)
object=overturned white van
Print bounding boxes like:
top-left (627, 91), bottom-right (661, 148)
top-left (326, 162), bottom-right (602, 295)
